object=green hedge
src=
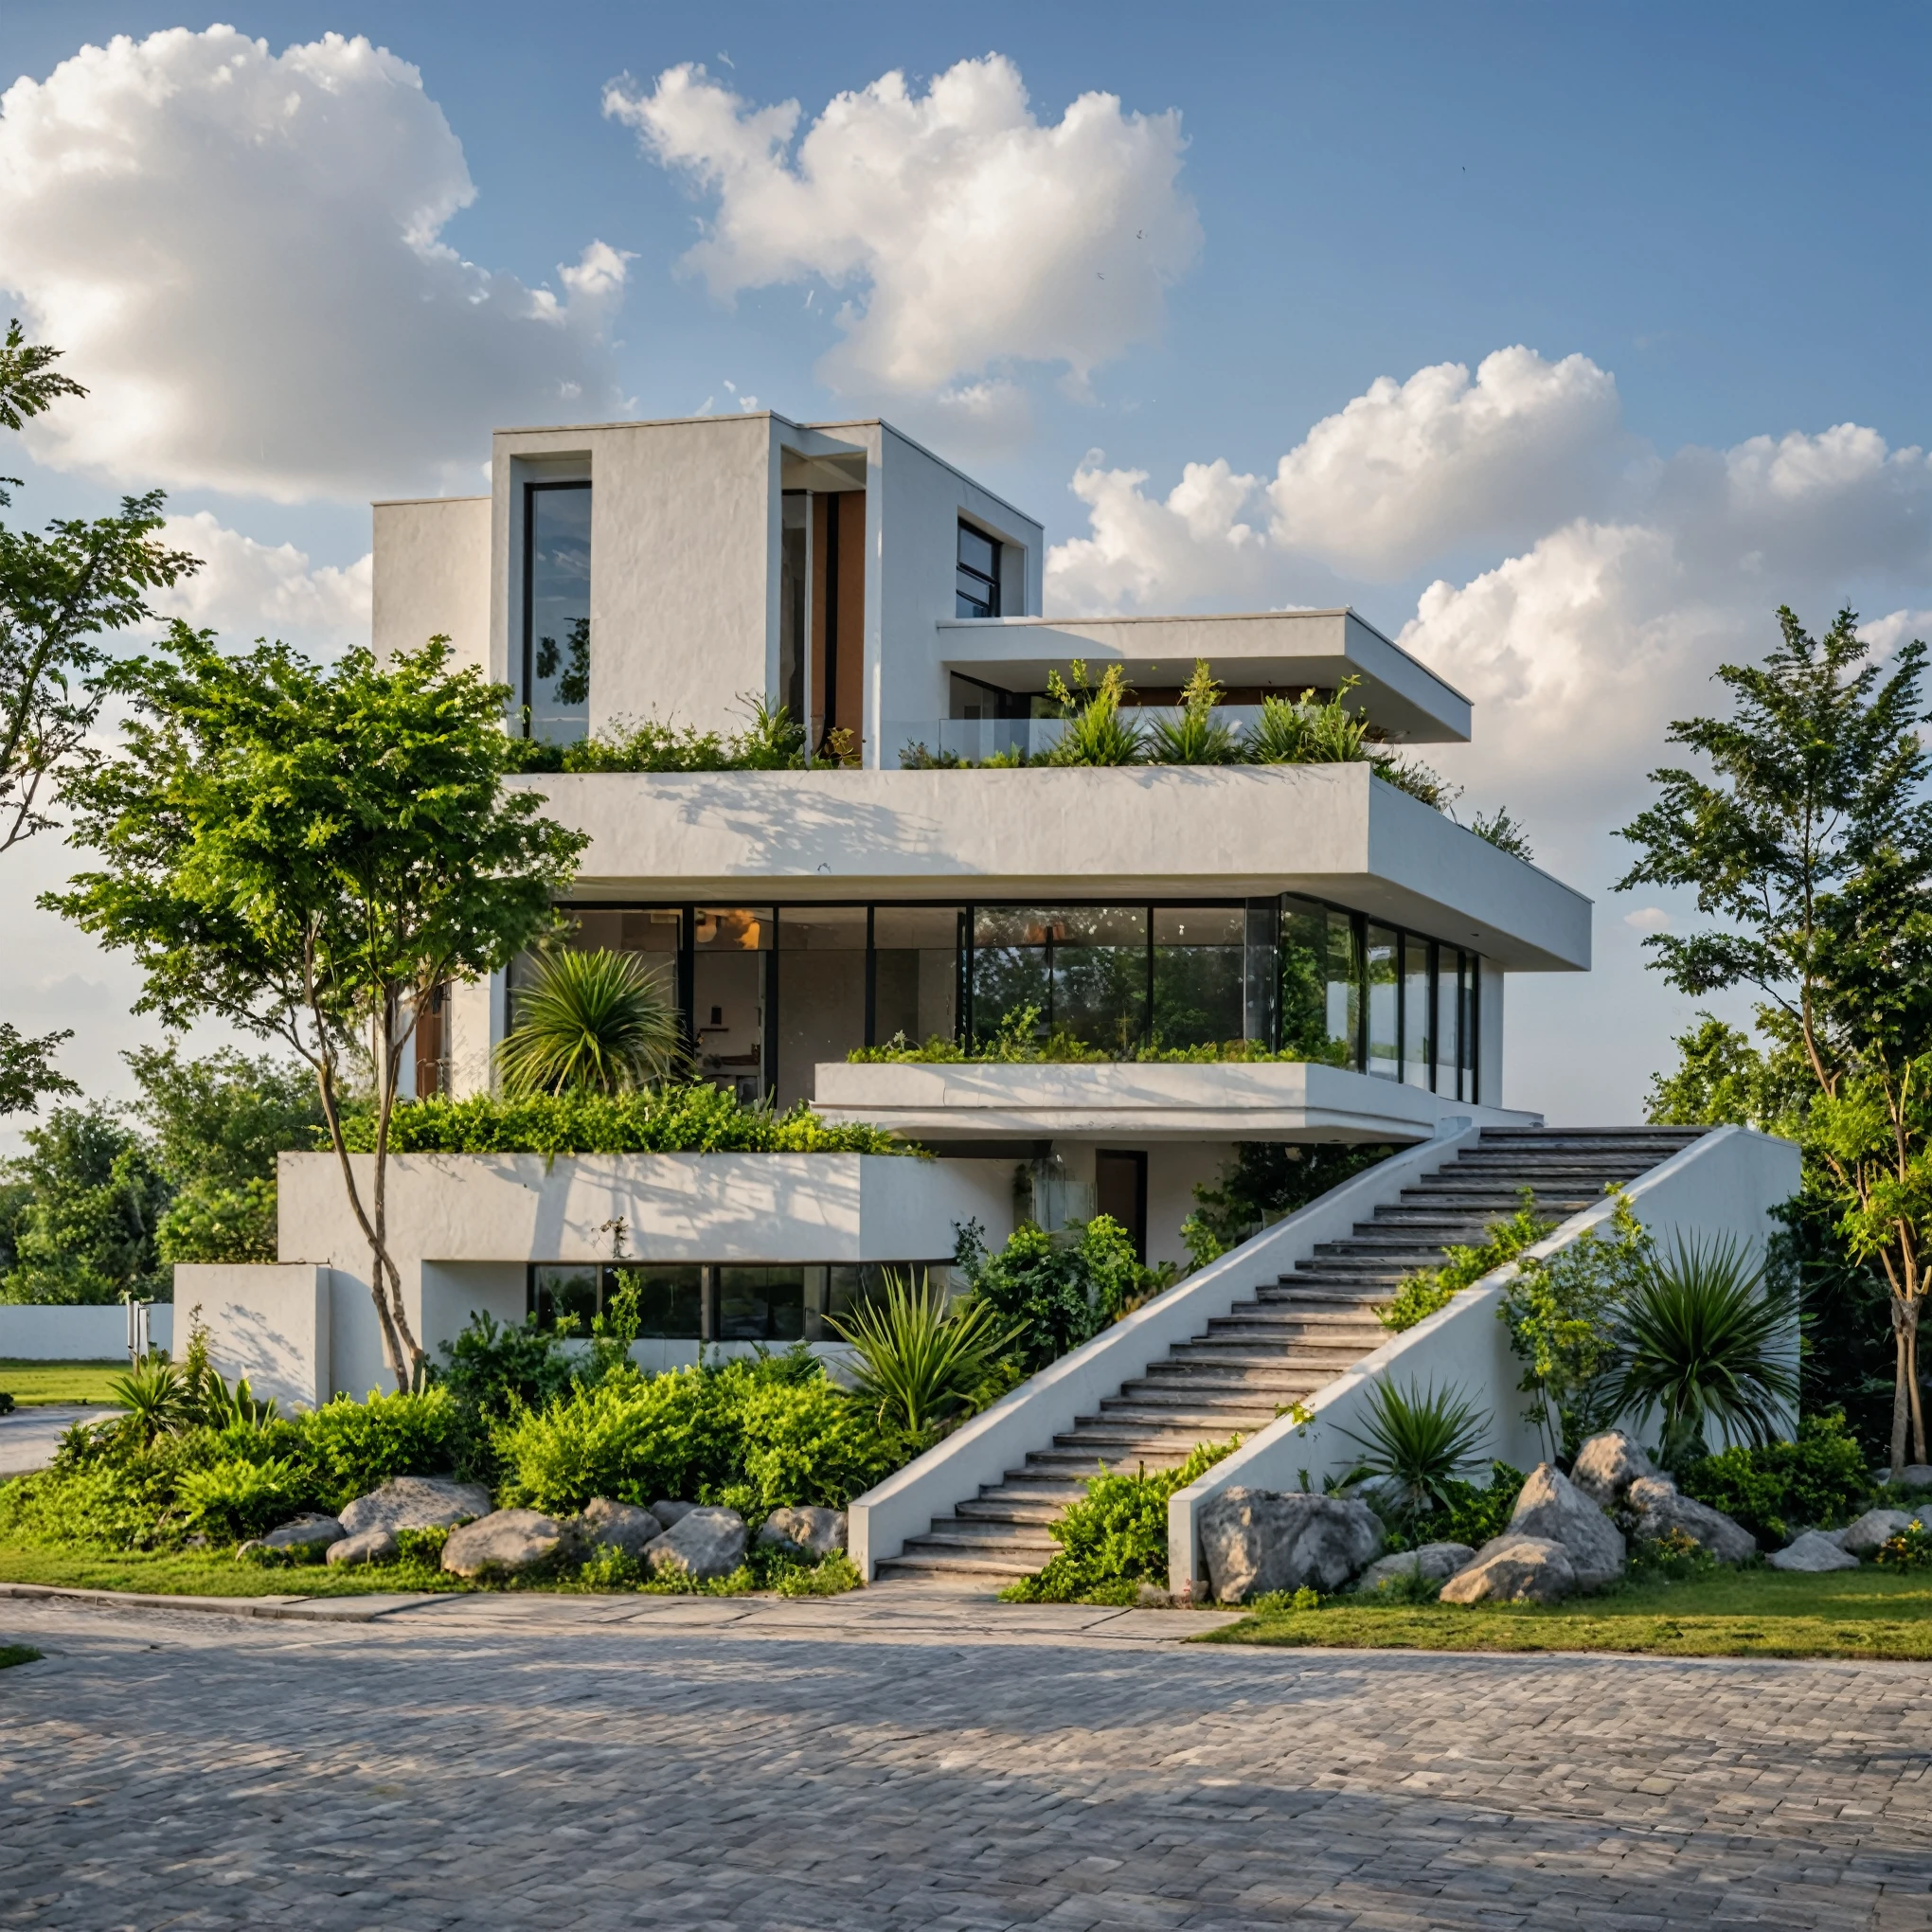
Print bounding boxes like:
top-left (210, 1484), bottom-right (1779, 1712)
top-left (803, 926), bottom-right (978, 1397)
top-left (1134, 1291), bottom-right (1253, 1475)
top-left (339, 1084), bottom-right (916, 1157)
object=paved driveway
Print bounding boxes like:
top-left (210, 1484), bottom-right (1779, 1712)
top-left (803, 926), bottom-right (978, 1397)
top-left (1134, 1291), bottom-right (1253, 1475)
top-left (2, 1587), bottom-right (1929, 1929)
top-left (0, 1404), bottom-right (113, 1478)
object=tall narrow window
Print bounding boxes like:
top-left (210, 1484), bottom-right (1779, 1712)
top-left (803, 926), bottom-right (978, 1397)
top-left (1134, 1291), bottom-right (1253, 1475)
top-left (779, 492), bottom-right (808, 728)
top-left (956, 520), bottom-right (1001, 617)
top-left (523, 481), bottom-right (591, 743)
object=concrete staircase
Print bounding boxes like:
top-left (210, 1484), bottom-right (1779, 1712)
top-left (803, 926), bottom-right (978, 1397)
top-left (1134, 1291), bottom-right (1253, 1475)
top-left (876, 1126), bottom-right (1705, 1583)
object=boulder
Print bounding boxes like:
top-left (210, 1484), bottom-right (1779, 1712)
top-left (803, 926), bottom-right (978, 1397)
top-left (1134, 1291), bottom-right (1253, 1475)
top-left (1767, 1529), bottom-right (1860, 1573)
top-left (1352, 1543), bottom-right (1476, 1595)
top-left (1898, 1465), bottom-right (1932, 1491)
top-left (1197, 1489), bottom-right (1385, 1604)
top-left (1836, 1508), bottom-right (1921, 1557)
top-left (339, 1476), bottom-right (492, 1537)
top-left (326, 1527), bottom-right (400, 1567)
top-left (650, 1499), bottom-right (699, 1529)
top-left (441, 1508), bottom-right (584, 1579)
top-left (1569, 1430), bottom-right (1658, 1509)
top-left (581, 1498), bottom-right (665, 1560)
top-left (756, 1506), bottom-right (848, 1560)
top-left (643, 1507), bottom-right (748, 1583)
top-left (1438, 1536), bottom-right (1577, 1604)
top-left (1627, 1476), bottom-right (1756, 1564)
top-left (237, 1513), bottom-right (344, 1559)
top-left (1507, 1463), bottom-right (1625, 1587)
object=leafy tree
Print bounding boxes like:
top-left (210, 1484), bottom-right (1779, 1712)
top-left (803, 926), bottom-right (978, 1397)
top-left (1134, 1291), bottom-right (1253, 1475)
top-left (1, 1102), bottom-right (169, 1305)
top-left (1617, 607), bottom-right (1932, 1473)
top-left (46, 629), bottom-right (586, 1387)
top-left (0, 319), bottom-right (199, 1118)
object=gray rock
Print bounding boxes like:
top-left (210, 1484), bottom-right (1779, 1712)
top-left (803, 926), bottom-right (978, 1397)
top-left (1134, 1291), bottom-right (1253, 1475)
top-left (1900, 1464), bottom-right (1932, 1490)
top-left (1569, 1429), bottom-right (1657, 1508)
top-left (1767, 1529), bottom-right (1861, 1572)
top-left (581, 1497), bottom-right (665, 1560)
top-left (755, 1506), bottom-right (848, 1560)
top-left (1353, 1543), bottom-right (1476, 1595)
top-left (236, 1513), bottom-right (343, 1559)
top-left (441, 1508), bottom-right (584, 1579)
top-left (1508, 1462), bottom-right (1625, 1587)
top-left (643, 1507), bottom-right (748, 1583)
top-left (340, 1476), bottom-right (492, 1537)
top-left (1135, 1583), bottom-right (1176, 1608)
top-left (650, 1499), bottom-right (699, 1529)
top-left (1627, 1476), bottom-right (1756, 1564)
top-left (1438, 1535), bottom-right (1577, 1604)
top-left (1837, 1508), bottom-right (1922, 1557)
top-left (1197, 1488), bottom-right (1385, 1604)
top-left (325, 1527), bottom-right (400, 1567)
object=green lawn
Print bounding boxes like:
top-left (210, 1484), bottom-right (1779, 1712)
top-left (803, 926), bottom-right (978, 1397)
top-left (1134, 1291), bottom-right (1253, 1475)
top-left (0, 1644), bottom-right (42, 1670)
top-left (1207, 1565), bottom-right (1932, 1660)
top-left (0, 1360), bottom-right (127, 1406)
top-left (0, 1543), bottom-right (468, 1598)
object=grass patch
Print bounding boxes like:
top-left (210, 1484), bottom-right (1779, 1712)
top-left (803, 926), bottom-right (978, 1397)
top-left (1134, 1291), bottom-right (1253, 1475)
top-left (0, 1361), bottom-right (127, 1406)
top-left (0, 1643), bottom-right (42, 1669)
top-left (1207, 1565), bottom-right (1932, 1660)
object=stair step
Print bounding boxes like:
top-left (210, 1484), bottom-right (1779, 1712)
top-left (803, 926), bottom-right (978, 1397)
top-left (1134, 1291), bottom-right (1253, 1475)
top-left (875, 1552), bottom-right (1037, 1580)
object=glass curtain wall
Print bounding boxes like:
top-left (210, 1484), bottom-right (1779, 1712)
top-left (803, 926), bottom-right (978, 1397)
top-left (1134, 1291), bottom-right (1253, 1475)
top-left (528, 1260), bottom-right (939, 1343)
top-left (523, 481), bottom-right (591, 743)
top-left (510, 897), bottom-right (1483, 1101)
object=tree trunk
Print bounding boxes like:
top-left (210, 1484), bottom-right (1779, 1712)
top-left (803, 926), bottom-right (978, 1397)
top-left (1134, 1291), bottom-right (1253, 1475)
top-left (1892, 1294), bottom-right (1919, 1476)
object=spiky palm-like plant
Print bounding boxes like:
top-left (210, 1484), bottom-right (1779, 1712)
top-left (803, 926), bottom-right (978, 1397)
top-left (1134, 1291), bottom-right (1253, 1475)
top-left (107, 1359), bottom-right (198, 1446)
top-left (1042, 661), bottom-right (1144, 767)
top-left (829, 1270), bottom-right (1023, 1437)
top-left (1615, 1233), bottom-right (1798, 1467)
top-left (1338, 1378), bottom-right (1491, 1528)
top-left (1147, 659), bottom-right (1243, 766)
top-left (1249, 677), bottom-right (1375, 765)
top-left (495, 947), bottom-right (683, 1097)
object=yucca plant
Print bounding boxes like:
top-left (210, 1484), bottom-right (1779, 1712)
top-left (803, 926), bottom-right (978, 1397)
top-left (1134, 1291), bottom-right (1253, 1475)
top-left (1147, 659), bottom-right (1243, 765)
top-left (1250, 676), bottom-right (1374, 765)
top-left (1338, 1378), bottom-right (1491, 1528)
top-left (496, 947), bottom-right (684, 1097)
top-left (729, 692), bottom-right (808, 768)
top-left (1042, 660), bottom-right (1144, 767)
top-left (829, 1270), bottom-right (1024, 1437)
top-left (1615, 1232), bottom-right (1798, 1468)
top-left (107, 1358), bottom-right (198, 1446)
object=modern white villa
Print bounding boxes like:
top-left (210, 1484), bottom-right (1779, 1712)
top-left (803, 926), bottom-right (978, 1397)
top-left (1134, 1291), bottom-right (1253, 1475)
top-left (185, 408), bottom-right (1608, 1406)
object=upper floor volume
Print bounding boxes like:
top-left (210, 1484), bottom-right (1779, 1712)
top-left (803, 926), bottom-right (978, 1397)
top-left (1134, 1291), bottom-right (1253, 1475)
top-left (369, 408), bottom-right (1476, 768)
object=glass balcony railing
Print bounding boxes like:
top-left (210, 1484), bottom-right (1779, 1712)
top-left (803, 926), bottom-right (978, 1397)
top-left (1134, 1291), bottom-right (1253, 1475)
top-left (888, 707), bottom-right (1275, 767)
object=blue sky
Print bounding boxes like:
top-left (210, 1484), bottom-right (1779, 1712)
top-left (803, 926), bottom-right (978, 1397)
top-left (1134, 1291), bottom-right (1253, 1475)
top-left (2, 3), bottom-right (1930, 1128)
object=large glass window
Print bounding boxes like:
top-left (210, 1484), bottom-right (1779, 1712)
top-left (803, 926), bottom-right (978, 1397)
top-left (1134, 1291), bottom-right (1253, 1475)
top-left (523, 481), bottom-right (591, 744)
top-left (693, 906), bottom-right (770, 1102)
top-left (956, 521), bottom-right (1001, 618)
top-left (873, 906), bottom-right (961, 1048)
top-left (972, 906), bottom-right (1147, 1055)
top-left (1153, 907), bottom-right (1245, 1049)
top-left (779, 493), bottom-right (808, 726)
top-left (775, 905), bottom-right (868, 1104)
top-left (1366, 925), bottom-right (1400, 1081)
top-left (1325, 908), bottom-right (1363, 1071)
top-left (718, 1265), bottom-right (807, 1343)
top-left (1404, 937), bottom-right (1435, 1089)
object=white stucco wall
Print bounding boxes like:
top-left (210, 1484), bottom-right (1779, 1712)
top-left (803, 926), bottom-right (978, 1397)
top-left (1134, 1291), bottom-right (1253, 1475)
top-left (508, 763), bottom-right (1591, 973)
top-left (371, 497), bottom-right (492, 671)
top-left (0, 1303), bottom-right (174, 1361)
top-left (173, 1264), bottom-right (331, 1411)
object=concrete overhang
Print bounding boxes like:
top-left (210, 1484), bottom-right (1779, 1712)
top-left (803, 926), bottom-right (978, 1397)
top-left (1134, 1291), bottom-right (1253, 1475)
top-left (508, 762), bottom-right (1592, 973)
top-left (812, 1061), bottom-right (1540, 1143)
top-left (939, 609), bottom-right (1471, 744)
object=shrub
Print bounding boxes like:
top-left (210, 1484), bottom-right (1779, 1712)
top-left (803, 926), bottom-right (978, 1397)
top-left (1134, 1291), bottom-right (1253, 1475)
top-left (157, 1176), bottom-right (278, 1265)
top-left (1677, 1408), bottom-right (1871, 1544)
top-left (831, 1270), bottom-right (1022, 1437)
top-left (176, 1454), bottom-right (312, 1542)
top-left (1385, 1461), bottom-right (1526, 1552)
top-left (303, 1388), bottom-right (460, 1510)
top-left (1003, 1440), bottom-right (1237, 1603)
top-left (1875, 1519), bottom-right (1932, 1569)
top-left (722, 1372), bottom-right (904, 1516)
top-left (956, 1215), bottom-right (1151, 1371)
top-left (344, 1084), bottom-right (913, 1157)
top-left (1339, 1381), bottom-right (1491, 1530)
top-left (1615, 1231), bottom-right (1798, 1469)
top-left (1383, 1190), bottom-right (1554, 1333)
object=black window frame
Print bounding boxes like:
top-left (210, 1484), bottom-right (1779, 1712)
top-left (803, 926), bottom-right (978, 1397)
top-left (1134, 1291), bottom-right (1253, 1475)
top-left (956, 519), bottom-right (1001, 619)
top-left (520, 477), bottom-right (593, 741)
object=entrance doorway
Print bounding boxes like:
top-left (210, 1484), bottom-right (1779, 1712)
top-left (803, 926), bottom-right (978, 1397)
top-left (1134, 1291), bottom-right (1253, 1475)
top-left (1094, 1149), bottom-right (1148, 1262)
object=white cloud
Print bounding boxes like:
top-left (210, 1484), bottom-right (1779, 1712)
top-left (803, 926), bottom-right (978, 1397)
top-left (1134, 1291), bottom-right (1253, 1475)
top-left (150, 512), bottom-right (371, 656)
top-left (0, 26), bottom-right (629, 502)
top-left (1622, 907), bottom-right (1673, 932)
top-left (607, 55), bottom-right (1200, 405)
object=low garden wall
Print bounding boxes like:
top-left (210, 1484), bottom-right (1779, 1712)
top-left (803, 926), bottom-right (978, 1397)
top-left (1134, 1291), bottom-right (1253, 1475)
top-left (0, 1303), bottom-right (175, 1361)
top-left (846, 1119), bottom-right (1486, 1580)
top-left (1165, 1122), bottom-right (1803, 1595)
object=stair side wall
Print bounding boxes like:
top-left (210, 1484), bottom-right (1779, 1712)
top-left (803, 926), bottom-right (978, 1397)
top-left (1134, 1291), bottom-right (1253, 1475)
top-left (846, 1120), bottom-right (1487, 1580)
top-left (1167, 1122), bottom-right (1803, 1595)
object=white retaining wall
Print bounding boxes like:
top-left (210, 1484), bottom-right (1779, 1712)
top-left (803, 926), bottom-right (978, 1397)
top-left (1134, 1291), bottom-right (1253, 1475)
top-left (1165, 1122), bottom-right (1802, 1594)
top-left (846, 1119), bottom-right (1484, 1580)
top-left (173, 1265), bottom-right (333, 1412)
top-left (0, 1303), bottom-right (175, 1361)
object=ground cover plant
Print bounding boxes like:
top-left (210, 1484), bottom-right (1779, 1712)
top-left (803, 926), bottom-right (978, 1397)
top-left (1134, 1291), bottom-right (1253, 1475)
top-left (0, 1644), bottom-right (43, 1669)
top-left (1378, 1190), bottom-right (1555, 1333)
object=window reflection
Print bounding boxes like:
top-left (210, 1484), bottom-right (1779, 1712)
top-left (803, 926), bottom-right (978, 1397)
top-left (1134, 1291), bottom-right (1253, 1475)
top-left (1153, 907), bottom-right (1244, 1049)
top-left (1366, 924), bottom-right (1400, 1081)
top-left (523, 482), bottom-right (591, 745)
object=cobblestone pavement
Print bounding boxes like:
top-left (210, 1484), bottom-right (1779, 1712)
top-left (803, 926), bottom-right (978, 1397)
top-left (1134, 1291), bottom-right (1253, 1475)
top-left (3, 1587), bottom-right (1931, 1930)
